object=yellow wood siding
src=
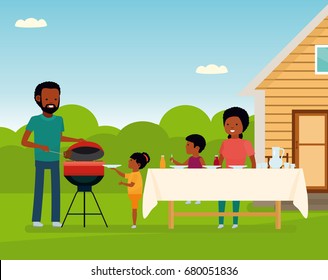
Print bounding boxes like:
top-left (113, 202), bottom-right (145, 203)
top-left (266, 89), bottom-right (328, 96)
top-left (267, 97), bottom-right (328, 105)
top-left (315, 18), bottom-right (328, 28)
top-left (301, 37), bottom-right (328, 45)
top-left (256, 16), bottom-right (328, 158)
top-left (266, 72), bottom-right (328, 80)
top-left (266, 140), bottom-right (292, 150)
top-left (272, 62), bottom-right (315, 72)
top-left (292, 45), bottom-right (315, 54)
top-left (266, 106), bottom-right (328, 114)
top-left (260, 80), bottom-right (328, 88)
top-left (266, 131), bottom-right (292, 139)
top-left (308, 28), bottom-right (328, 37)
top-left (265, 114), bottom-right (293, 123)
top-left (283, 54), bottom-right (314, 62)
top-left (266, 123), bottom-right (292, 131)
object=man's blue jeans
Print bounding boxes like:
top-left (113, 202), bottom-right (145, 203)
top-left (218, 201), bottom-right (240, 225)
top-left (32, 161), bottom-right (60, 222)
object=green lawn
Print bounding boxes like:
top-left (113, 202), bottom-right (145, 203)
top-left (0, 193), bottom-right (327, 260)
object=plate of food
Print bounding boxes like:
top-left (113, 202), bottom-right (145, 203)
top-left (204, 165), bottom-right (221, 169)
top-left (103, 164), bottom-right (122, 169)
top-left (229, 165), bottom-right (247, 169)
top-left (170, 165), bottom-right (188, 169)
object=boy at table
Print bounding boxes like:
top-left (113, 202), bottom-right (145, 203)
top-left (170, 134), bottom-right (206, 205)
top-left (217, 107), bottom-right (256, 229)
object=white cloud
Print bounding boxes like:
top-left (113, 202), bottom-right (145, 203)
top-left (196, 64), bottom-right (228, 74)
top-left (15, 18), bottom-right (47, 28)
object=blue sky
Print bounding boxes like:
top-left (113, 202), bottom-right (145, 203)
top-left (1, 0), bottom-right (327, 130)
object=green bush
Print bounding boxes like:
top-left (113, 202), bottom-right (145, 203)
top-left (0, 105), bottom-right (254, 193)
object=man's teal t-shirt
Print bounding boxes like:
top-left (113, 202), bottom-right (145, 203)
top-left (26, 114), bottom-right (64, 162)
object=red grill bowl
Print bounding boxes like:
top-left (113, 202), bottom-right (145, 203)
top-left (64, 161), bottom-right (105, 176)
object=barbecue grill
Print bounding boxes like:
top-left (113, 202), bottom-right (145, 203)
top-left (61, 141), bottom-right (108, 227)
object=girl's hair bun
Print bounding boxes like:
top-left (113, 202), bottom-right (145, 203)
top-left (143, 152), bottom-right (150, 163)
top-left (130, 152), bottom-right (151, 169)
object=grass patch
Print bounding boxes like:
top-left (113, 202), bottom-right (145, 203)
top-left (1, 193), bottom-right (328, 259)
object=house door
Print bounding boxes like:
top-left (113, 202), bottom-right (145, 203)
top-left (293, 111), bottom-right (328, 192)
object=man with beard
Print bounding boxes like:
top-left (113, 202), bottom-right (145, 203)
top-left (22, 81), bottom-right (83, 228)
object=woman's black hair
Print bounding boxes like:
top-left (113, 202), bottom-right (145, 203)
top-left (223, 107), bottom-right (249, 139)
top-left (185, 134), bottom-right (206, 152)
top-left (130, 152), bottom-right (150, 169)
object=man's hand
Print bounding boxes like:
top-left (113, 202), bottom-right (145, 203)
top-left (63, 150), bottom-right (72, 159)
top-left (40, 145), bottom-right (50, 152)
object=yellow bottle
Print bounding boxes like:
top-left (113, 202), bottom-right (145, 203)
top-left (160, 155), bottom-right (166, 168)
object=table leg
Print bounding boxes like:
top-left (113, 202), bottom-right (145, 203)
top-left (168, 201), bottom-right (174, 229)
top-left (275, 201), bottom-right (281, 230)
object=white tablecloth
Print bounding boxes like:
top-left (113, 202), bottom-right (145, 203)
top-left (142, 168), bottom-right (308, 218)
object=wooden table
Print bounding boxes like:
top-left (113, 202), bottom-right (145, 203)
top-left (142, 169), bottom-right (308, 230)
top-left (167, 201), bottom-right (282, 229)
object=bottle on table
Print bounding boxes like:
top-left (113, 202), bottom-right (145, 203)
top-left (213, 155), bottom-right (220, 166)
top-left (160, 155), bottom-right (166, 168)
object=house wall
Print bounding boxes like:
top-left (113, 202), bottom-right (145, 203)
top-left (254, 92), bottom-right (265, 162)
top-left (256, 16), bottom-right (328, 159)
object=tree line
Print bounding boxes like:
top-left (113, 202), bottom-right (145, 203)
top-left (0, 105), bottom-right (254, 193)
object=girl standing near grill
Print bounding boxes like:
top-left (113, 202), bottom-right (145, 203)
top-left (112, 152), bottom-right (150, 229)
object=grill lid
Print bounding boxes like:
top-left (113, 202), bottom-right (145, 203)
top-left (66, 141), bottom-right (104, 161)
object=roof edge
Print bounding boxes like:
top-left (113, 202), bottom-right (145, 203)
top-left (239, 5), bottom-right (328, 96)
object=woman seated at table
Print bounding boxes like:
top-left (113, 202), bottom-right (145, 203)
top-left (217, 107), bottom-right (256, 229)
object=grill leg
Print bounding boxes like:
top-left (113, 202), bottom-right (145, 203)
top-left (91, 191), bottom-right (108, 227)
top-left (61, 191), bottom-right (79, 227)
top-left (83, 191), bottom-right (86, 227)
